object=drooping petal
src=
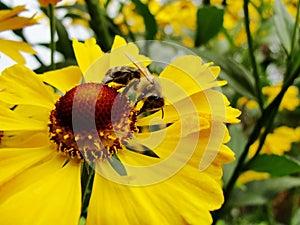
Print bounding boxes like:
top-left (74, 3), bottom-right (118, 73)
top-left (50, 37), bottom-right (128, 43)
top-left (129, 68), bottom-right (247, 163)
top-left (0, 39), bottom-right (36, 64)
top-left (159, 55), bottom-right (219, 102)
top-left (86, 172), bottom-right (185, 225)
top-left (0, 146), bottom-right (53, 186)
top-left (38, 66), bottom-right (82, 94)
top-left (138, 88), bottom-right (240, 127)
top-left (0, 65), bottom-right (55, 108)
top-left (0, 131), bottom-right (50, 148)
top-left (0, 107), bottom-right (46, 131)
top-left (87, 162), bottom-right (221, 225)
top-left (0, 158), bottom-right (81, 225)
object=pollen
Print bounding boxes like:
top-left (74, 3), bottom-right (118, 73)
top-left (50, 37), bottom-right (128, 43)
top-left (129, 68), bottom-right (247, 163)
top-left (48, 83), bottom-right (136, 163)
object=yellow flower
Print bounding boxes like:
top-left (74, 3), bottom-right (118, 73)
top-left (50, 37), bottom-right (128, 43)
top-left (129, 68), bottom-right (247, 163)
top-left (249, 126), bottom-right (298, 157)
top-left (239, 126), bottom-right (298, 184)
top-left (237, 170), bottom-right (270, 184)
top-left (0, 6), bottom-right (36, 64)
top-left (114, 0), bottom-right (197, 41)
top-left (262, 84), bottom-right (300, 111)
top-left (213, 0), bottom-right (274, 46)
top-left (237, 96), bottom-right (259, 110)
top-left (283, 0), bottom-right (298, 18)
top-left (154, 0), bottom-right (197, 35)
top-left (0, 36), bottom-right (240, 224)
top-left (38, 0), bottom-right (63, 7)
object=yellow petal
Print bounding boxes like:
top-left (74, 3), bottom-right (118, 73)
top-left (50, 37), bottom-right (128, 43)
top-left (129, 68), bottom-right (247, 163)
top-left (0, 65), bottom-right (55, 108)
top-left (0, 107), bottom-right (46, 131)
top-left (87, 171), bottom-right (212, 225)
top-left (83, 36), bottom-right (151, 82)
top-left (138, 89), bottom-right (240, 126)
top-left (159, 56), bottom-right (218, 102)
top-left (0, 159), bottom-right (81, 225)
top-left (0, 6), bottom-right (27, 21)
top-left (0, 146), bottom-right (53, 186)
top-left (0, 6), bottom-right (36, 32)
top-left (0, 154), bottom-right (65, 202)
top-left (88, 163), bottom-right (219, 225)
top-left (0, 39), bottom-right (36, 64)
top-left (0, 131), bottom-right (50, 148)
top-left (72, 38), bottom-right (104, 74)
top-left (13, 104), bottom-right (52, 123)
top-left (109, 35), bottom-right (151, 68)
top-left (111, 35), bottom-right (127, 49)
top-left (38, 66), bottom-right (82, 93)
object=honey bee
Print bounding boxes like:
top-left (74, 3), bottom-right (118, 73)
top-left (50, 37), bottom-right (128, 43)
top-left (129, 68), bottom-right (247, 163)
top-left (102, 53), bottom-right (165, 116)
top-left (100, 54), bottom-right (164, 162)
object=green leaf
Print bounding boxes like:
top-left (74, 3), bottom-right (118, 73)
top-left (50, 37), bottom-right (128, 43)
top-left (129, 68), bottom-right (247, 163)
top-left (273, 0), bottom-right (295, 53)
top-left (246, 154), bottom-right (300, 177)
top-left (197, 50), bottom-right (257, 99)
top-left (107, 154), bottom-right (127, 176)
top-left (195, 6), bottom-right (224, 46)
top-left (131, 0), bottom-right (157, 40)
top-left (123, 140), bottom-right (159, 158)
top-left (229, 176), bottom-right (300, 207)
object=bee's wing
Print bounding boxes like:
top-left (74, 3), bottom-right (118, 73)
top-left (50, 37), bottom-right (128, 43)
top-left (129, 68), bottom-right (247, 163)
top-left (125, 53), bottom-right (154, 84)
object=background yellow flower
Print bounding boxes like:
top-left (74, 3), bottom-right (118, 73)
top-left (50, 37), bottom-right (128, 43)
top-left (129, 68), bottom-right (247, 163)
top-left (0, 5), bottom-right (36, 64)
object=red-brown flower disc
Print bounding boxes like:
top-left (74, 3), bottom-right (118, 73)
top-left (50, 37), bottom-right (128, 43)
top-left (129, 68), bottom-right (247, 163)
top-left (49, 83), bottom-right (134, 162)
top-left (54, 83), bottom-right (118, 131)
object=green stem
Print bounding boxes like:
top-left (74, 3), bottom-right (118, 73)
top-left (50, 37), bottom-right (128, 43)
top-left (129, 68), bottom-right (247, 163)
top-left (81, 162), bottom-right (95, 217)
top-left (85, 0), bottom-right (112, 51)
top-left (243, 0), bottom-right (264, 110)
top-left (212, 63), bottom-right (300, 225)
top-left (48, 4), bottom-right (56, 70)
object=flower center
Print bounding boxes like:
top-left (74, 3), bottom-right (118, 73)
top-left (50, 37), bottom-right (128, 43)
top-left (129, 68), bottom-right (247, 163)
top-left (49, 83), bottom-right (137, 163)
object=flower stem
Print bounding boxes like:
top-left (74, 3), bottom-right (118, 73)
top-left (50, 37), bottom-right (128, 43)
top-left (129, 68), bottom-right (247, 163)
top-left (85, 0), bottom-right (112, 51)
top-left (48, 4), bottom-right (56, 70)
top-left (80, 162), bottom-right (95, 217)
top-left (243, 0), bottom-right (263, 110)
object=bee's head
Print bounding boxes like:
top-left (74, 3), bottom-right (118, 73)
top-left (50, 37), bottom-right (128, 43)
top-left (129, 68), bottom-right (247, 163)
top-left (139, 95), bottom-right (165, 114)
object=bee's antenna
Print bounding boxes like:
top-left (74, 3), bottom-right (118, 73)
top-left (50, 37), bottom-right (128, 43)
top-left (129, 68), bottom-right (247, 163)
top-left (125, 53), bottom-right (154, 84)
top-left (161, 107), bottom-right (164, 119)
